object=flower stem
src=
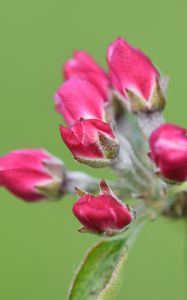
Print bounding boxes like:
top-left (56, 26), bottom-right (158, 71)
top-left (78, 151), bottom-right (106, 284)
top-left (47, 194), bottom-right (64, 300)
top-left (64, 171), bottom-right (99, 194)
top-left (111, 134), bottom-right (154, 193)
top-left (137, 111), bottom-right (165, 138)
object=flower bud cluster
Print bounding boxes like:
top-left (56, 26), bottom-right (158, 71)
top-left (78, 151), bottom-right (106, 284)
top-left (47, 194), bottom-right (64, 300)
top-left (1, 36), bottom-right (187, 236)
top-left (55, 37), bottom-right (187, 224)
top-left (55, 50), bottom-right (120, 167)
top-left (56, 38), bottom-right (187, 186)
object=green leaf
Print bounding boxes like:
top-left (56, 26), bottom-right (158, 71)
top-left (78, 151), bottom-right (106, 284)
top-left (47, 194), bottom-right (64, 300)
top-left (97, 250), bottom-right (127, 300)
top-left (67, 216), bottom-right (146, 300)
top-left (68, 239), bottom-right (127, 300)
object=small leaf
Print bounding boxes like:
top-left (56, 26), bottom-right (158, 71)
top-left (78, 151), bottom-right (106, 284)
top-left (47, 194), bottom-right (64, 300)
top-left (68, 239), bottom-right (127, 300)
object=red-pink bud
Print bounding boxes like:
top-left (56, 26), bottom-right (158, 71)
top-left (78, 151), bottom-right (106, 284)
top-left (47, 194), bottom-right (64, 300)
top-left (54, 78), bottom-right (106, 126)
top-left (63, 51), bottom-right (110, 100)
top-left (149, 124), bottom-right (187, 182)
top-left (60, 119), bottom-right (119, 167)
top-left (73, 180), bottom-right (134, 236)
top-left (107, 37), bottom-right (164, 112)
top-left (0, 149), bottom-right (65, 201)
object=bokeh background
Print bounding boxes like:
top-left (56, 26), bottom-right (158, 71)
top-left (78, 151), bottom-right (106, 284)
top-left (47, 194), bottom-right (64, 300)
top-left (0, 0), bottom-right (186, 299)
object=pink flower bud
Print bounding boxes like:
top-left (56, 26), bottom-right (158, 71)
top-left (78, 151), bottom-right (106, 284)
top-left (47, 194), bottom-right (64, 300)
top-left (54, 78), bottom-right (106, 126)
top-left (0, 149), bottom-right (65, 201)
top-left (73, 180), bottom-right (134, 236)
top-left (63, 51), bottom-right (109, 100)
top-left (107, 37), bottom-right (165, 112)
top-left (149, 124), bottom-right (187, 182)
top-left (59, 119), bottom-right (119, 167)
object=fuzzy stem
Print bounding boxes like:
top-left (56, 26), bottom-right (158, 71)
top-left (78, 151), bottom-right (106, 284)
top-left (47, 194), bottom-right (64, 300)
top-left (111, 134), bottom-right (153, 193)
top-left (126, 216), bottom-right (146, 251)
top-left (64, 171), bottom-right (133, 198)
top-left (64, 171), bottom-right (99, 194)
top-left (121, 204), bottom-right (148, 250)
top-left (137, 111), bottom-right (165, 138)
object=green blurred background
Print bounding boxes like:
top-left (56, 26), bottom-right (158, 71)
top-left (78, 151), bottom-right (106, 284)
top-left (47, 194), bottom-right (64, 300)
top-left (0, 0), bottom-right (186, 299)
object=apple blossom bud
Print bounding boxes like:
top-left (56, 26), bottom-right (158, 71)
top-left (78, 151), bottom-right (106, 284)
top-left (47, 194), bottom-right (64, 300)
top-left (54, 78), bottom-right (107, 126)
top-left (73, 180), bottom-right (135, 236)
top-left (107, 37), bottom-right (165, 112)
top-left (0, 149), bottom-right (65, 201)
top-left (59, 119), bottom-right (119, 167)
top-left (63, 51), bottom-right (110, 100)
top-left (149, 123), bottom-right (187, 182)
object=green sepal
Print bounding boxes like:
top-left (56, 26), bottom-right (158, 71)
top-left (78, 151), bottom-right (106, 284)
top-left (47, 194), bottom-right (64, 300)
top-left (127, 78), bottom-right (166, 113)
top-left (76, 157), bottom-right (109, 168)
top-left (35, 179), bottom-right (63, 199)
top-left (74, 187), bottom-right (87, 197)
top-left (98, 133), bottom-right (120, 160)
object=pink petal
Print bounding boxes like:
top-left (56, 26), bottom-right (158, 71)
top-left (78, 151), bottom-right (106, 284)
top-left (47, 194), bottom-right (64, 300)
top-left (59, 119), bottom-right (114, 159)
top-left (63, 51), bottom-right (109, 100)
top-left (107, 37), bottom-right (159, 101)
top-left (54, 78), bottom-right (106, 125)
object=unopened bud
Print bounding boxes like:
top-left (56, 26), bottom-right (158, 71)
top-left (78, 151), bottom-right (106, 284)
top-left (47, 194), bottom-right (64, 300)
top-left (107, 37), bottom-right (166, 113)
top-left (60, 119), bottom-right (119, 168)
top-left (0, 149), bottom-right (65, 202)
top-left (73, 180), bottom-right (135, 236)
